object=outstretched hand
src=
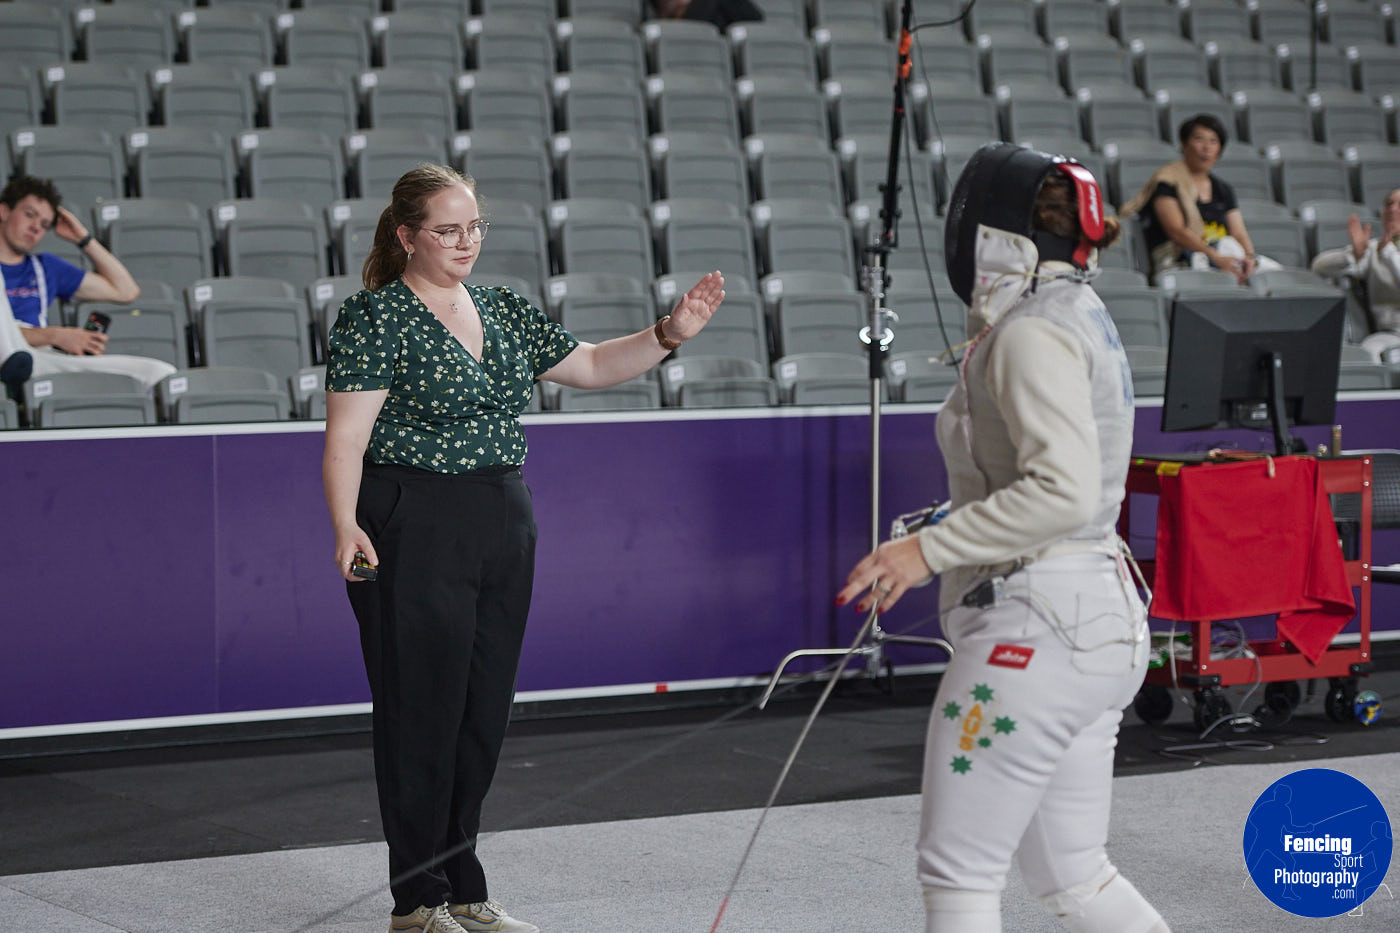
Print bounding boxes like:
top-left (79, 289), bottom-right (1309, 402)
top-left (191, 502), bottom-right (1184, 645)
top-left (665, 271), bottom-right (724, 342)
top-left (834, 535), bottom-right (932, 615)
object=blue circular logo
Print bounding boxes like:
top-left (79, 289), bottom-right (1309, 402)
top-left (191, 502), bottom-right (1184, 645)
top-left (1243, 768), bottom-right (1393, 917)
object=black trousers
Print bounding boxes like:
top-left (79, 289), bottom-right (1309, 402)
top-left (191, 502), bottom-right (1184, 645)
top-left (348, 462), bottom-right (537, 915)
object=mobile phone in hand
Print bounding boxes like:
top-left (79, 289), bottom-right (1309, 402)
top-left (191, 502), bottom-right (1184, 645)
top-left (351, 551), bottom-right (378, 581)
top-left (83, 311), bottom-right (111, 334)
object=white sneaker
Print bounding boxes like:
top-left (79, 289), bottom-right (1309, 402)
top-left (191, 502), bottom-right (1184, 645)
top-left (449, 898), bottom-right (539, 932)
top-left (389, 903), bottom-right (469, 933)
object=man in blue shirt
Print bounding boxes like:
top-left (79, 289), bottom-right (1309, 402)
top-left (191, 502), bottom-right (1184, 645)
top-left (0, 175), bottom-right (174, 391)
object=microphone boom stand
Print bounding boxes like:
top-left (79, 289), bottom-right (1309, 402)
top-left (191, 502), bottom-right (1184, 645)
top-left (758, 0), bottom-right (951, 710)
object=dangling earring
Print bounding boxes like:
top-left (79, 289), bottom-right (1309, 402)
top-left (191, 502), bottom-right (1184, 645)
top-left (405, 247), bottom-right (413, 257)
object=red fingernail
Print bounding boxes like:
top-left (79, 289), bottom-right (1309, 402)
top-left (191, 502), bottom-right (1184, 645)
top-left (834, 596), bottom-right (846, 606)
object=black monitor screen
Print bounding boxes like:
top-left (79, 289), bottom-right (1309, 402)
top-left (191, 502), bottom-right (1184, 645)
top-left (1161, 295), bottom-right (1345, 450)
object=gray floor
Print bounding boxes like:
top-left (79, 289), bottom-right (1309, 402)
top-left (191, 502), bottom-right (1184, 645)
top-left (4, 753), bottom-right (1395, 933)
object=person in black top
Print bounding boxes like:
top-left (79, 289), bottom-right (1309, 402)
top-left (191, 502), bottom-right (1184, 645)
top-left (1121, 114), bottom-right (1273, 284)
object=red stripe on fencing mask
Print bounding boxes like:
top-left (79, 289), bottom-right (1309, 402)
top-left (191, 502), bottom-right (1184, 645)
top-left (1055, 162), bottom-right (1105, 267)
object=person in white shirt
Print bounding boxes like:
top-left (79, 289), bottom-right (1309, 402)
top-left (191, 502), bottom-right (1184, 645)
top-left (1310, 187), bottom-right (1400, 362)
top-left (837, 144), bottom-right (1169, 933)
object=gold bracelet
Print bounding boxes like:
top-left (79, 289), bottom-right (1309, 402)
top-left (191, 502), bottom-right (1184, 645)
top-left (654, 315), bottom-right (681, 351)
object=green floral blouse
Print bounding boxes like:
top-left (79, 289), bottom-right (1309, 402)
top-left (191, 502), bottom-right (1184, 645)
top-left (327, 278), bottom-right (578, 473)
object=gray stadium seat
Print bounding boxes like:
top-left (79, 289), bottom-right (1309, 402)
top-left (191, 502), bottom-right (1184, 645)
top-left (1309, 89), bottom-right (1390, 147)
top-left (1156, 267), bottom-right (1241, 297)
top-left (157, 367), bottom-right (290, 424)
top-left (811, 0), bottom-right (889, 35)
top-left (813, 24), bottom-right (897, 83)
top-left (255, 66), bottom-right (357, 139)
top-left (0, 397), bottom-right (19, 430)
top-left (74, 280), bottom-right (188, 369)
top-left (325, 198), bottom-right (385, 280)
top-left (643, 19), bottom-right (732, 82)
top-left (197, 289), bottom-right (313, 384)
top-left (552, 203), bottom-right (654, 286)
top-left (76, 5), bottom-right (174, 71)
top-left (751, 199), bottom-right (855, 277)
top-left (659, 355), bottom-right (776, 407)
top-left (1343, 143), bottom-right (1400, 208)
top-left (976, 30), bottom-right (1059, 94)
top-left (1248, 0), bottom-right (1316, 47)
top-left (1055, 32), bottom-right (1135, 93)
top-left (736, 75), bottom-right (830, 140)
top-left (542, 271), bottom-right (647, 324)
top-left (1347, 42), bottom-right (1400, 97)
top-left (0, 3), bottom-right (71, 71)
top-left (1324, 1), bottom-right (1390, 46)
top-left (1130, 35), bottom-right (1210, 94)
top-left (761, 270), bottom-right (865, 357)
top-left (95, 199), bottom-right (212, 288)
top-left (646, 72), bottom-right (741, 142)
top-left (456, 69), bottom-right (551, 140)
top-left (1238, 201), bottom-right (1310, 266)
top-left (837, 134), bottom-right (938, 214)
top-left (469, 210), bottom-right (549, 295)
top-left (651, 199), bottom-right (758, 284)
top-left (561, 0), bottom-right (645, 28)
top-left (360, 68), bottom-right (455, 137)
top-left (234, 127), bottom-right (344, 210)
top-left (1214, 146), bottom-right (1275, 203)
top-left (1298, 199), bottom-right (1380, 259)
top-left (919, 80), bottom-right (1001, 139)
top-left (649, 132), bottom-right (748, 207)
top-left (1264, 140), bottom-right (1353, 208)
top-left (1233, 87), bottom-right (1314, 145)
top-left (125, 126), bottom-right (235, 212)
top-left (1204, 40), bottom-right (1280, 94)
top-left (1108, 0), bottom-right (1182, 41)
top-left (290, 364), bottom-right (326, 419)
top-left (24, 372), bottom-right (155, 428)
top-left (555, 291), bottom-right (652, 343)
top-left (463, 14), bottom-right (553, 79)
top-left (43, 63), bottom-right (148, 137)
top-left (343, 129), bottom-right (444, 202)
top-left (747, 133), bottom-right (843, 205)
top-left (211, 198), bottom-right (329, 283)
top-left (1078, 83), bottom-right (1158, 150)
top-left (1276, 42), bottom-right (1352, 92)
top-left (966, 0), bottom-right (1040, 38)
top-left (288, 0), bottom-right (379, 13)
top-left (150, 64), bottom-right (252, 138)
top-left (824, 76), bottom-right (903, 142)
top-left (276, 10), bottom-right (371, 75)
top-left (668, 289), bottom-right (768, 364)
top-left (307, 274), bottom-right (362, 352)
top-left (479, 0), bottom-right (552, 15)
top-left (1124, 344), bottom-right (1167, 396)
top-left (552, 131), bottom-right (651, 211)
top-left (553, 71), bottom-right (648, 141)
top-left (1102, 137), bottom-right (1181, 208)
top-left (1248, 266), bottom-right (1344, 296)
top-left (997, 83), bottom-right (1080, 144)
top-left (728, 21), bottom-right (817, 82)
top-left (1183, 0), bottom-right (1254, 44)
top-left (752, 0), bottom-right (807, 29)
top-left (177, 7), bottom-right (274, 73)
top-left (371, 12), bottom-right (465, 73)
top-left (886, 349), bottom-right (959, 402)
top-left (551, 378), bottom-right (662, 411)
top-left (9, 126), bottom-right (124, 214)
top-left (451, 130), bottom-right (553, 211)
top-left (772, 352), bottom-right (869, 405)
top-left (557, 17), bottom-right (645, 82)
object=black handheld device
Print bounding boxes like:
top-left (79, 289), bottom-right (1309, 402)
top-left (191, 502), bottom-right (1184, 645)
top-left (83, 311), bottom-right (111, 333)
top-left (351, 551), bottom-right (378, 581)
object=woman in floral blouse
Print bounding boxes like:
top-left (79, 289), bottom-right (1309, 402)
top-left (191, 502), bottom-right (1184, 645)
top-left (322, 164), bottom-right (723, 933)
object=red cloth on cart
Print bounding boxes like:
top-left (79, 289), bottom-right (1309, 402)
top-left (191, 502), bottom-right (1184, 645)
top-left (1150, 456), bottom-right (1354, 663)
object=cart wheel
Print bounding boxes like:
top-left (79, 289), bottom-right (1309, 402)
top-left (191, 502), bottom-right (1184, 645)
top-left (1353, 690), bottom-right (1382, 726)
top-left (1193, 688), bottom-right (1233, 733)
top-left (1254, 681), bottom-right (1301, 727)
top-left (1324, 678), bottom-right (1358, 724)
top-left (1133, 685), bottom-right (1173, 725)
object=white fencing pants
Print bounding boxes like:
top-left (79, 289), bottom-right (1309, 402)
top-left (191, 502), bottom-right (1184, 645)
top-left (0, 314), bottom-right (173, 391)
top-left (918, 552), bottom-right (1168, 933)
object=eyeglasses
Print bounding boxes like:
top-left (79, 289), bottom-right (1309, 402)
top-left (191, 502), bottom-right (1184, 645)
top-left (414, 221), bottom-right (489, 249)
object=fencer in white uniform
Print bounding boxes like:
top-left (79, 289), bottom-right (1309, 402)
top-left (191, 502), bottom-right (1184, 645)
top-left (838, 144), bottom-right (1170, 933)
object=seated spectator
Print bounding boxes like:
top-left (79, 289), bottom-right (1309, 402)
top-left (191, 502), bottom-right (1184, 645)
top-left (651, 0), bottom-right (763, 30)
top-left (0, 175), bottom-right (174, 394)
top-left (1311, 187), bottom-right (1400, 362)
top-left (1121, 113), bottom-right (1281, 284)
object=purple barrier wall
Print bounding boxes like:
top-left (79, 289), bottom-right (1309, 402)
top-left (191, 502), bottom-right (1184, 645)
top-left (2, 397), bottom-right (1396, 731)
